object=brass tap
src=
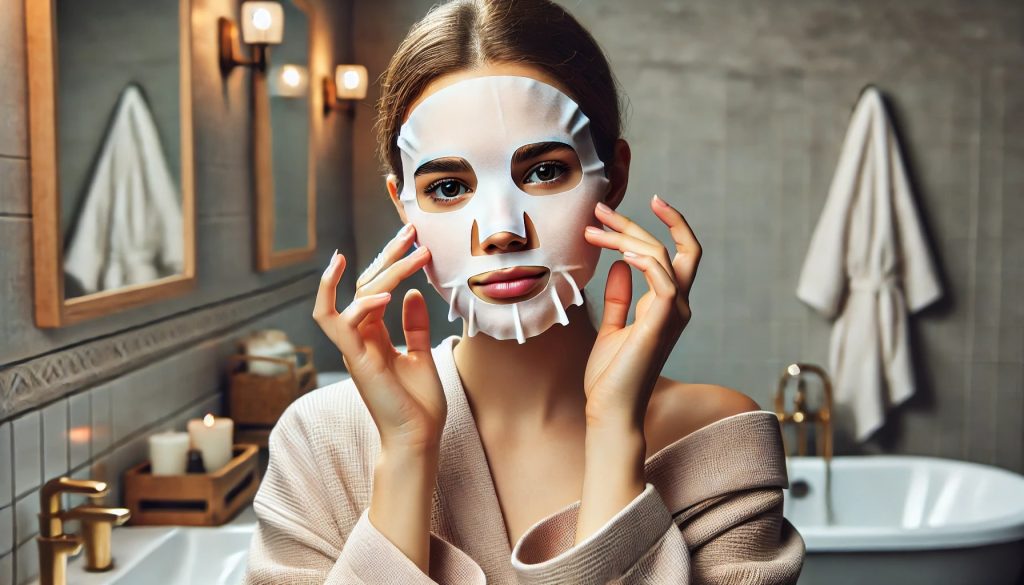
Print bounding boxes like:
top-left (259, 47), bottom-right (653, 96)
top-left (775, 363), bottom-right (833, 463)
top-left (37, 476), bottom-right (132, 585)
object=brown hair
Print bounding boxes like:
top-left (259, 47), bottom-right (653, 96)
top-left (374, 0), bottom-right (624, 187)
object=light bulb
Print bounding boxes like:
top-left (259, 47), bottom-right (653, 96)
top-left (282, 65), bottom-right (301, 88)
top-left (342, 70), bottom-right (360, 90)
top-left (251, 8), bottom-right (273, 31)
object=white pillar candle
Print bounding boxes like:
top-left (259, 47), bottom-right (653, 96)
top-left (187, 414), bottom-right (234, 473)
top-left (148, 432), bottom-right (190, 476)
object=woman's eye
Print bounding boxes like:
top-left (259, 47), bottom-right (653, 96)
top-left (524, 161), bottom-right (567, 184)
top-left (424, 179), bottom-right (471, 205)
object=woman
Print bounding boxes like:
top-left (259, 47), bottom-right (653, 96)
top-left (244, 1), bottom-right (805, 583)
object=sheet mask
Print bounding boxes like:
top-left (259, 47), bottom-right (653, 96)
top-left (397, 75), bottom-right (610, 343)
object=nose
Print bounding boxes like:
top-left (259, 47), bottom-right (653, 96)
top-left (471, 213), bottom-right (539, 256)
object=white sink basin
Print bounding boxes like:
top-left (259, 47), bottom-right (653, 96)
top-left (43, 507), bottom-right (257, 585)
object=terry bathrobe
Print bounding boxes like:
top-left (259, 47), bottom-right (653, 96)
top-left (243, 335), bottom-right (805, 584)
top-left (796, 87), bottom-right (943, 441)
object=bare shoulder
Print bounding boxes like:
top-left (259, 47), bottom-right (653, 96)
top-left (643, 376), bottom-right (762, 458)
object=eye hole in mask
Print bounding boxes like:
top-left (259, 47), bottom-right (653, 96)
top-left (412, 141), bottom-right (584, 214)
top-left (510, 141), bottom-right (583, 196)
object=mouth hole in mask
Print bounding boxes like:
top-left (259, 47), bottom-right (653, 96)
top-left (510, 141), bottom-right (583, 196)
top-left (466, 265), bottom-right (550, 305)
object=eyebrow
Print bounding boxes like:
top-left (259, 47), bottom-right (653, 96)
top-left (414, 157), bottom-right (473, 177)
top-left (512, 142), bottom-right (573, 165)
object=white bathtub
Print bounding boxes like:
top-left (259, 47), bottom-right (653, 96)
top-left (784, 456), bottom-right (1024, 585)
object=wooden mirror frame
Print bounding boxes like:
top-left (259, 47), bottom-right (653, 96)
top-left (25, 0), bottom-right (196, 328)
top-left (252, 0), bottom-right (317, 271)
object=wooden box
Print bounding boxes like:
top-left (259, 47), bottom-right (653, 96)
top-left (228, 346), bottom-right (317, 441)
top-left (123, 444), bottom-right (261, 526)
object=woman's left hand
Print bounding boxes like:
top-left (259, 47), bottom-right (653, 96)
top-left (581, 194), bottom-right (702, 431)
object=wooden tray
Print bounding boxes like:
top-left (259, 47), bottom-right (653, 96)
top-left (228, 346), bottom-right (317, 429)
top-left (123, 444), bottom-right (261, 526)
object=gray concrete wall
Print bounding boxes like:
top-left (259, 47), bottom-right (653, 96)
top-left (0, 0), bottom-right (356, 581)
top-left (353, 0), bottom-right (1024, 471)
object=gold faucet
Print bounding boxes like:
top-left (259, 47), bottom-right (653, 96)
top-left (774, 362), bottom-right (833, 464)
top-left (37, 476), bottom-right (132, 585)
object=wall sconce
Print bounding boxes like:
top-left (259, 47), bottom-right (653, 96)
top-left (270, 64), bottom-right (309, 97)
top-left (219, 1), bottom-right (284, 76)
top-left (323, 65), bottom-right (368, 116)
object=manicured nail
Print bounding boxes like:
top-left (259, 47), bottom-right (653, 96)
top-left (596, 201), bottom-right (612, 214)
top-left (585, 226), bottom-right (603, 235)
top-left (623, 250), bottom-right (639, 259)
top-left (398, 223), bottom-right (414, 238)
top-left (652, 194), bottom-right (670, 208)
top-left (322, 250), bottom-right (339, 277)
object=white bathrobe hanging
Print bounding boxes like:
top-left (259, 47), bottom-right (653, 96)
top-left (796, 87), bottom-right (943, 441)
top-left (64, 84), bottom-right (184, 295)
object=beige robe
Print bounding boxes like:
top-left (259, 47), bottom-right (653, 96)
top-left (243, 335), bottom-right (805, 584)
top-left (796, 87), bottom-right (943, 441)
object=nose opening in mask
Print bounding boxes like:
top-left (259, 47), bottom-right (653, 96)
top-left (470, 212), bottom-right (540, 256)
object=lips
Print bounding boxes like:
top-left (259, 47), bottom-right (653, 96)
top-left (470, 266), bottom-right (549, 300)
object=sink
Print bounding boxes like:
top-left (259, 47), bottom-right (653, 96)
top-left (39, 507), bottom-right (257, 585)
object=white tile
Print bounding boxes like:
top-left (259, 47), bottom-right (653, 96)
top-left (10, 412), bottom-right (40, 498)
top-left (14, 537), bottom-right (37, 585)
top-left (0, 423), bottom-right (11, 508)
top-left (12, 492), bottom-right (37, 547)
top-left (91, 382), bottom-right (113, 457)
top-left (68, 392), bottom-right (91, 470)
top-left (0, 552), bottom-right (11, 585)
top-left (0, 506), bottom-right (10, 555)
top-left (40, 400), bottom-right (68, 483)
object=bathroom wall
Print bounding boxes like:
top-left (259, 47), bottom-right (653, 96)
top-left (352, 0), bottom-right (1024, 470)
top-left (0, 0), bottom-right (356, 582)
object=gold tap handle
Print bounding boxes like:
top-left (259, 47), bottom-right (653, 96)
top-left (39, 477), bottom-right (109, 538)
top-left (59, 505), bottom-right (131, 525)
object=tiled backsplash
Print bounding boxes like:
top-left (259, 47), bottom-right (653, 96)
top-left (0, 333), bottom-right (242, 585)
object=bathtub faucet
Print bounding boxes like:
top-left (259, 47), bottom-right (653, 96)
top-left (774, 363), bottom-right (833, 464)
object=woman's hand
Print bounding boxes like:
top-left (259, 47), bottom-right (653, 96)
top-left (581, 195), bottom-right (701, 429)
top-left (573, 195), bottom-right (701, 544)
top-left (313, 224), bottom-right (447, 452)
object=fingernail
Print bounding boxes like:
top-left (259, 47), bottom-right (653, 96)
top-left (596, 202), bottom-right (612, 214)
top-left (653, 194), bottom-right (670, 208)
top-left (585, 226), bottom-right (603, 234)
top-left (370, 292), bottom-right (391, 301)
top-left (399, 223), bottom-right (414, 237)
top-left (623, 250), bottom-right (639, 259)
top-left (412, 246), bottom-right (429, 257)
top-left (322, 250), bottom-right (338, 277)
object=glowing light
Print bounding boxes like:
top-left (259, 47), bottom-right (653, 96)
top-left (281, 65), bottom-right (301, 88)
top-left (251, 7), bottom-right (273, 31)
top-left (342, 70), bottom-right (360, 90)
top-left (203, 413), bottom-right (215, 427)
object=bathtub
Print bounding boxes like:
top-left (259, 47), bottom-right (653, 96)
top-left (784, 456), bottom-right (1024, 585)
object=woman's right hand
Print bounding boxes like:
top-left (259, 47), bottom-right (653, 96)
top-left (313, 223), bottom-right (446, 452)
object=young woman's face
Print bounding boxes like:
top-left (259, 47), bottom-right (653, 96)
top-left (391, 66), bottom-right (610, 342)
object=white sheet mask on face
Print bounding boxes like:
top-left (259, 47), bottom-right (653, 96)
top-left (397, 75), bottom-right (610, 343)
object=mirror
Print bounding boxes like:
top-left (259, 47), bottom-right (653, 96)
top-left (253, 0), bottom-right (316, 271)
top-left (26, 0), bottom-right (195, 328)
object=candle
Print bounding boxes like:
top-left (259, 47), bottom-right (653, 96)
top-left (148, 432), bottom-right (190, 476)
top-left (187, 413), bottom-right (234, 472)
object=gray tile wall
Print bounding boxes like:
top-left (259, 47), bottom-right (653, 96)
top-left (0, 0), bottom-right (356, 582)
top-left (353, 0), bottom-right (1024, 470)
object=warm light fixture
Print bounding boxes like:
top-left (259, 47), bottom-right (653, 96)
top-left (219, 1), bottom-right (285, 76)
top-left (323, 65), bottom-right (368, 116)
top-left (270, 64), bottom-right (309, 97)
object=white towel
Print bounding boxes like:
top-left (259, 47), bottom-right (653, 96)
top-left (64, 84), bottom-right (184, 295)
top-left (796, 87), bottom-right (943, 441)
